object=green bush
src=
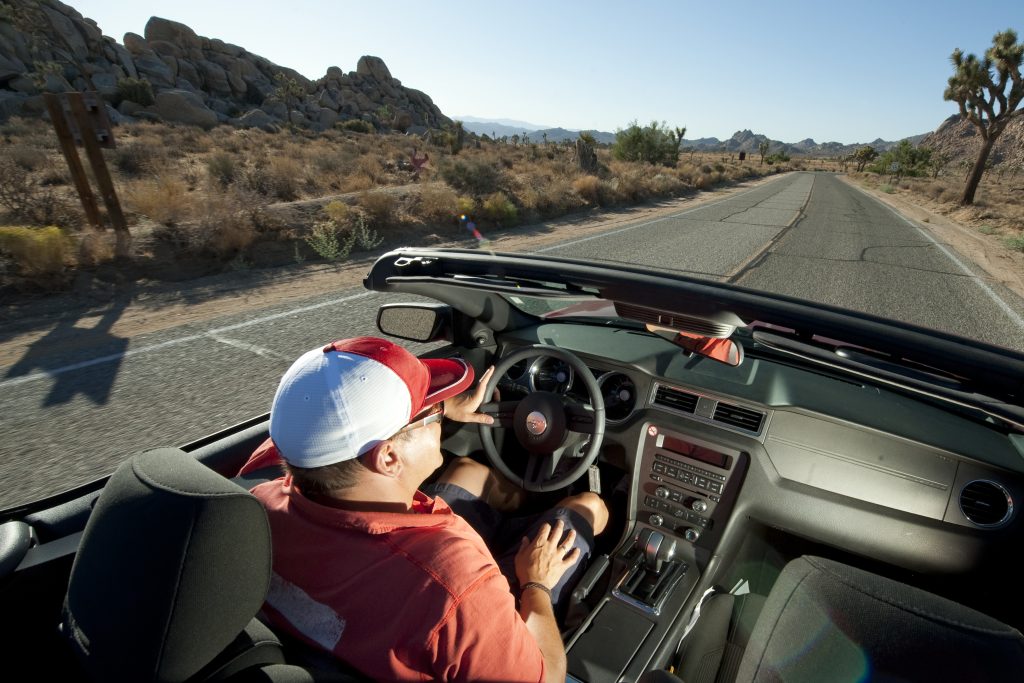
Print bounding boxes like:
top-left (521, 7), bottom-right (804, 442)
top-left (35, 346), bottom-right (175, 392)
top-left (0, 225), bottom-right (73, 276)
top-left (1004, 236), bottom-right (1024, 253)
top-left (481, 192), bottom-right (518, 225)
top-left (612, 121), bottom-right (682, 166)
top-left (340, 119), bottom-right (374, 134)
top-left (304, 220), bottom-right (355, 261)
top-left (116, 78), bottom-right (155, 106)
top-left (868, 140), bottom-right (932, 177)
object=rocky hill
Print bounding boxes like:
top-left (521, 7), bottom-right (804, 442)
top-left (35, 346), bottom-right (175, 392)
top-left (917, 113), bottom-right (1024, 171)
top-left (683, 129), bottom-right (929, 157)
top-left (0, 0), bottom-right (450, 132)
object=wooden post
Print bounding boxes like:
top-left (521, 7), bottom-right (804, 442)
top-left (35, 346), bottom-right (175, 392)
top-left (43, 93), bottom-right (102, 230)
top-left (65, 92), bottom-right (130, 258)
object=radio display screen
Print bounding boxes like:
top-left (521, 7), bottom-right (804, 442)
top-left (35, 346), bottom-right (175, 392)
top-left (660, 435), bottom-right (729, 470)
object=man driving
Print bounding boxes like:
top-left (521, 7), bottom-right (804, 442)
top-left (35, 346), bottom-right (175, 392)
top-left (238, 337), bottom-right (609, 682)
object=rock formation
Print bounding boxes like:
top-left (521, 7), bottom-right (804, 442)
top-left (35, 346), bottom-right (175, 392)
top-left (0, 1), bottom-right (451, 131)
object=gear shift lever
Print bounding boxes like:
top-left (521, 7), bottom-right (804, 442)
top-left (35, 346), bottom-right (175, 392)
top-left (638, 528), bottom-right (665, 573)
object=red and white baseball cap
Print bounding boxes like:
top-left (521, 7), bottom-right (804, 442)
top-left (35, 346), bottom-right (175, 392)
top-left (269, 337), bottom-right (474, 467)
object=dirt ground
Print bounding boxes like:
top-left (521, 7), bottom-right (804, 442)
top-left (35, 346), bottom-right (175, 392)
top-left (4, 171), bottom-right (1019, 368)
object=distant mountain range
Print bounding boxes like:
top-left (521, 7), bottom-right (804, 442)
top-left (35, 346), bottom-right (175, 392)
top-left (456, 116), bottom-right (928, 157)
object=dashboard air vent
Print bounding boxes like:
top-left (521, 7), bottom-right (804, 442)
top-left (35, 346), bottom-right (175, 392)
top-left (959, 481), bottom-right (1012, 527)
top-left (653, 385), bottom-right (698, 414)
top-left (712, 402), bottom-right (765, 433)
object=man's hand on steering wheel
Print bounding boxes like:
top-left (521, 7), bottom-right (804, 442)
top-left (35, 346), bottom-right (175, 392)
top-left (444, 366), bottom-right (496, 425)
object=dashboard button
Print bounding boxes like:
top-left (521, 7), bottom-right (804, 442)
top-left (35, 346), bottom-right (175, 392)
top-left (666, 466), bottom-right (679, 478)
top-left (695, 476), bottom-right (709, 489)
top-left (653, 462), bottom-right (666, 474)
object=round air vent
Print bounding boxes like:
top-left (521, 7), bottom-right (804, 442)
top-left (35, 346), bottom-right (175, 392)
top-left (959, 480), bottom-right (1012, 527)
top-left (598, 373), bottom-right (637, 423)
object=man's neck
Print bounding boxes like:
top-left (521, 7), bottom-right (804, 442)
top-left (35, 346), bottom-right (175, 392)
top-left (302, 483), bottom-right (418, 513)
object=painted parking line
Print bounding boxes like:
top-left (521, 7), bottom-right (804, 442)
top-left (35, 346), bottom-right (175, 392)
top-left (0, 291), bottom-right (375, 388)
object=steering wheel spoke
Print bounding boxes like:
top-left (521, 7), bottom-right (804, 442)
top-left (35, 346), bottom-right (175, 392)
top-left (480, 401), bottom-right (520, 428)
top-left (565, 404), bottom-right (599, 434)
top-left (524, 452), bottom-right (562, 488)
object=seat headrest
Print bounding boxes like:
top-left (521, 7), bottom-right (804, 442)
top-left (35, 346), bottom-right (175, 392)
top-left (63, 448), bottom-right (272, 683)
top-left (737, 555), bottom-right (1024, 682)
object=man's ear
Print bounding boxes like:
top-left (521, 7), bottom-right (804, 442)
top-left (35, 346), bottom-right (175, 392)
top-left (362, 440), bottom-right (403, 479)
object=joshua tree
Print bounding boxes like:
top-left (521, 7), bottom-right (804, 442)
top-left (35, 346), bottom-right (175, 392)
top-left (853, 146), bottom-right (878, 172)
top-left (944, 29), bottom-right (1023, 205)
top-left (758, 140), bottom-right (770, 165)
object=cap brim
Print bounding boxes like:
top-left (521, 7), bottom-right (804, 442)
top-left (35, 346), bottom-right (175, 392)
top-left (421, 357), bottom-right (474, 407)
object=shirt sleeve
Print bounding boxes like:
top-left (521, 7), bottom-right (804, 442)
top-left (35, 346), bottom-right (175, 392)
top-left (429, 570), bottom-right (545, 683)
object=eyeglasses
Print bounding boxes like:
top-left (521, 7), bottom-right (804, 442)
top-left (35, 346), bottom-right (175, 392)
top-left (395, 402), bottom-right (444, 435)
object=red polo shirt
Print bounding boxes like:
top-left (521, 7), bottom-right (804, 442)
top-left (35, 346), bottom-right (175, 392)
top-left (242, 441), bottom-right (545, 682)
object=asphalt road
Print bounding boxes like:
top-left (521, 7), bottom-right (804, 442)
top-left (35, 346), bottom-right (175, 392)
top-left (3, 172), bottom-right (1023, 509)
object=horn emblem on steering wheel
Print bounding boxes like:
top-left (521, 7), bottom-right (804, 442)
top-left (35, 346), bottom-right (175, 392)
top-left (525, 411), bottom-right (548, 435)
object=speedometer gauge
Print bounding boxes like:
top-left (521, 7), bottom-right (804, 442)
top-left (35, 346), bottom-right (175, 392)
top-left (598, 373), bottom-right (637, 422)
top-left (530, 357), bottom-right (574, 393)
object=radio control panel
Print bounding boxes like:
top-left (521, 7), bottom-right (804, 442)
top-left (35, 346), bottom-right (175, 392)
top-left (638, 425), bottom-right (746, 547)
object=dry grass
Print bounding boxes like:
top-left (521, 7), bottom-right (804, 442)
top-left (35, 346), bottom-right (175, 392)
top-left (1, 115), bottom-right (788, 288)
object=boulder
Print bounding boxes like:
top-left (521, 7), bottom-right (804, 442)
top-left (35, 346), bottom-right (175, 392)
top-left (119, 100), bottom-right (145, 116)
top-left (110, 43), bottom-right (138, 78)
top-left (326, 66), bottom-right (344, 80)
top-left (148, 40), bottom-right (184, 59)
top-left (235, 108), bottom-right (278, 132)
top-left (133, 54), bottom-right (174, 87)
top-left (198, 60), bottom-right (231, 94)
top-left (41, 5), bottom-right (89, 60)
top-left (0, 91), bottom-right (27, 120)
top-left (261, 99), bottom-right (287, 119)
top-left (145, 17), bottom-right (202, 51)
top-left (317, 107), bottom-right (338, 129)
top-left (91, 71), bottom-right (119, 98)
top-left (123, 32), bottom-right (149, 54)
top-left (0, 54), bottom-right (26, 84)
top-left (356, 55), bottom-right (392, 82)
top-left (153, 89), bottom-right (218, 128)
top-left (177, 60), bottom-right (202, 88)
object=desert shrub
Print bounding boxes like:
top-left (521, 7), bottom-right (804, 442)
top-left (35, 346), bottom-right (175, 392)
top-left (305, 220), bottom-right (355, 261)
top-left (0, 157), bottom-right (78, 226)
top-left (1004, 236), bottom-right (1024, 253)
top-left (8, 145), bottom-right (47, 171)
top-left (206, 152), bottom-right (238, 187)
top-left (880, 184), bottom-right (895, 194)
top-left (194, 194), bottom-right (256, 256)
top-left (0, 225), bottom-right (73, 276)
top-left (340, 172), bottom-right (375, 192)
top-left (77, 230), bottom-right (115, 266)
top-left (439, 158), bottom-right (504, 196)
top-left (117, 77), bottom-right (155, 106)
top-left (533, 178), bottom-right (583, 216)
top-left (572, 175), bottom-right (617, 206)
top-left (457, 196), bottom-right (476, 217)
top-left (351, 214), bottom-right (383, 249)
top-left (323, 200), bottom-right (350, 224)
top-left (110, 143), bottom-right (152, 177)
top-left (340, 119), bottom-right (374, 134)
top-left (612, 121), bottom-right (682, 166)
top-left (481, 192), bottom-right (517, 226)
top-left (417, 184), bottom-right (459, 223)
top-left (358, 190), bottom-right (397, 227)
top-left (124, 176), bottom-right (190, 225)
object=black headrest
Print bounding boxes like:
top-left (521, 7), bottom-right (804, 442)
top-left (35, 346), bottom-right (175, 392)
top-left (738, 555), bottom-right (1024, 682)
top-left (63, 448), bottom-right (272, 683)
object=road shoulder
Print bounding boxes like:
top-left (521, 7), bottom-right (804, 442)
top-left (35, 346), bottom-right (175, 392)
top-left (838, 175), bottom-right (1024, 301)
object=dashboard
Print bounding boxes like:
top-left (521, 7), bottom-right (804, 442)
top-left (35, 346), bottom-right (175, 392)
top-left (492, 323), bottom-right (1024, 575)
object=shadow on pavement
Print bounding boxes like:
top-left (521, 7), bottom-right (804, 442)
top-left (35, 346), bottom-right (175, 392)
top-left (5, 294), bottom-right (132, 406)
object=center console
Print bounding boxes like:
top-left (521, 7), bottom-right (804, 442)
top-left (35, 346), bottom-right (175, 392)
top-left (565, 424), bottom-right (748, 682)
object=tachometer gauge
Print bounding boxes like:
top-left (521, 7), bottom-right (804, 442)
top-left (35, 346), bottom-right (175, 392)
top-left (598, 372), bottom-right (637, 422)
top-left (530, 357), bottom-right (574, 393)
top-left (497, 358), bottom-right (531, 394)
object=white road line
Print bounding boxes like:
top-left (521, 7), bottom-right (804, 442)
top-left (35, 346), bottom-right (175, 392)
top-left (850, 183), bottom-right (1024, 333)
top-left (206, 333), bottom-right (290, 360)
top-left (0, 291), bottom-right (374, 388)
top-left (536, 175), bottom-right (790, 253)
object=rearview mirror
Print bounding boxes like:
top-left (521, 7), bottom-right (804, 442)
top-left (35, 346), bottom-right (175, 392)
top-left (377, 303), bottom-right (452, 342)
top-left (646, 324), bottom-right (744, 367)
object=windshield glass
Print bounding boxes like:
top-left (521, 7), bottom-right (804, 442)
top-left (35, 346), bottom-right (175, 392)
top-left (1, 1), bottom-right (1022, 511)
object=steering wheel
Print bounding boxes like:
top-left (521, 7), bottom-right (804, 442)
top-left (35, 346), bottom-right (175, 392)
top-left (479, 345), bottom-right (605, 492)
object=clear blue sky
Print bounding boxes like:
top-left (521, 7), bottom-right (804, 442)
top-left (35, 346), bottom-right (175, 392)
top-left (71, 0), bottom-right (1023, 143)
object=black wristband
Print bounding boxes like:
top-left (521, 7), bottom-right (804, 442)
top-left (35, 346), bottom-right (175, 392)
top-left (520, 582), bottom-right (552, 600)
